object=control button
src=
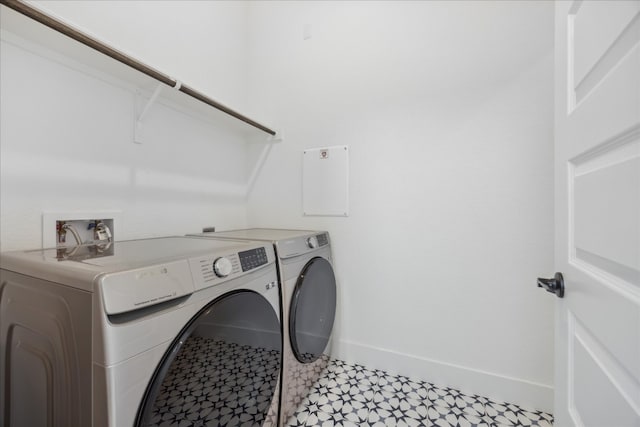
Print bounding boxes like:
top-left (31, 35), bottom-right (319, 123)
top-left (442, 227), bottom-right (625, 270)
top-left (306, 236), bottom-right (318, 249)
top-left (238, 247), bottom-right (268, 272)
top-left (213, 257), bottom-right (233, 278)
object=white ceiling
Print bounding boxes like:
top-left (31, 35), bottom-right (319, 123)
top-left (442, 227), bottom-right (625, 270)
top-left (248, 0), bottom-right (555, 99)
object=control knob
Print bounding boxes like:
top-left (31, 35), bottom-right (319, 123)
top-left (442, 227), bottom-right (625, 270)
top-left (306, 236), bottom-right (318, 249)
top-left (213, 257), bottom-right (233, 278)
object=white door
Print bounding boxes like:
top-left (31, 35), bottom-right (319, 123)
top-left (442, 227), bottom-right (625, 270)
top-left (553, 1), bottom-right (640, 426)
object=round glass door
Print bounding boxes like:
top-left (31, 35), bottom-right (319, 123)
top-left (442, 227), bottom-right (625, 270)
top-left (289, 257), bottom-right (337, 363)
top-left (136, 290), bottom-right (281, 427)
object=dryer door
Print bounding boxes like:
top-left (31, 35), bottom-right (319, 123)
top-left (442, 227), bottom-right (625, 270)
top-left (135, 290), bottom-right (281, 427)
top-left (289, 257), bottom-right (337, 363)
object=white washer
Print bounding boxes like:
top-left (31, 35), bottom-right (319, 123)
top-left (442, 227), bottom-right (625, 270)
top-left (188, 229), bottom-right (337, 426)
top-left (0, 236), bottom-right (282, 427)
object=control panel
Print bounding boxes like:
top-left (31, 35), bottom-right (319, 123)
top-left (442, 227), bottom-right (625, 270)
top-left (316, 233), bottom-right (329, 247)
top-left (191, 253), bottom-right (241, 289)
top-left (188, 245), bottom-right (273, 291)
top-left (239, 247), bottom-right (268, 271)
top-left (277, 232), bottom-right (331, 259)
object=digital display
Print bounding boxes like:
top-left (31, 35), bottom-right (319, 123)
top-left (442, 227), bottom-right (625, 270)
top-left (316, 233), bottom-right (328, 247)
top-left (238, 247), bottom-right (268, 272)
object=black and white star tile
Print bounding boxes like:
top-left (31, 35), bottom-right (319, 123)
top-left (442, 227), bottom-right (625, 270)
top-left (286, 359), bottom-right (554, 427)
top-left (144, 337), bottom-right (280, 427)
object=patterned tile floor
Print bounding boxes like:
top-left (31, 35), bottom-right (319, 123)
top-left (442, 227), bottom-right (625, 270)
top-left (144, 337), bottom-right (280, 427)
top-left (287, 359), bottom-right (554, 427)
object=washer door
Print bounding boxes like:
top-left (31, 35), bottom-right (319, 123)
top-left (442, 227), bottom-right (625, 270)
top-left (289, 257), bottom-right (337, 363)
top-left (135, 290), bottom-right (281, 427)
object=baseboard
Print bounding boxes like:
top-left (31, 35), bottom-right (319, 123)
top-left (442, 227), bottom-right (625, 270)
top-left (330, 338), bottom-right (554, 414)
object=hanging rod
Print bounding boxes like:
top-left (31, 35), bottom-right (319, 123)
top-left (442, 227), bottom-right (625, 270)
top-left (0, 0), bottom-right (276, 136)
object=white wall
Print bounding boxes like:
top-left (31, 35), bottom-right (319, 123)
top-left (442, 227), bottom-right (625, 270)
top-left (27, 0), bottom-right (250, 111)
top-left (0, 2), bottom-right (251, 251)
top-left (1, 0), bottom-right (557, 413)
top-left (246, 1), bottom-right (556, 411)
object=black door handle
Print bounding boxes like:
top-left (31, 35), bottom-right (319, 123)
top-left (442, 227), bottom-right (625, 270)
top-left (537, 272), bottom-right (564, 298)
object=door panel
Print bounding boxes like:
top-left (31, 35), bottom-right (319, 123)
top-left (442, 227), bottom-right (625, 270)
top-left (574, 154), bottom-right (639, 274)
top-left (289, 257), bottom-right (337, 363)
top-left (571, 318), bottom-right (638, 427)
top-left (554, 1), bottom-right (640, 426)
top-left (572, 1), bottom-right (640, 104)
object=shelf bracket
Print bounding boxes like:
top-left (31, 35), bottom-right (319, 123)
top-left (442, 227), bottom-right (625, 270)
top-left (267, 129), bottom-right (283, 143)
top-left (134, 82), bottom-right (165, 144)
top-left (246, 129), bottom-right (283, 197)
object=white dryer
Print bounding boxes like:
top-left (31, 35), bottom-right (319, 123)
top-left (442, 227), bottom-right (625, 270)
top-left (188, 229), bottom-right (337, 426)
top-left (0, 236), bottom-right (282, 427)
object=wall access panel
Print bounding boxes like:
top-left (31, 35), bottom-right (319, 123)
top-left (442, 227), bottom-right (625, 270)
top-left (302, 146), bottom-right (349, 217)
